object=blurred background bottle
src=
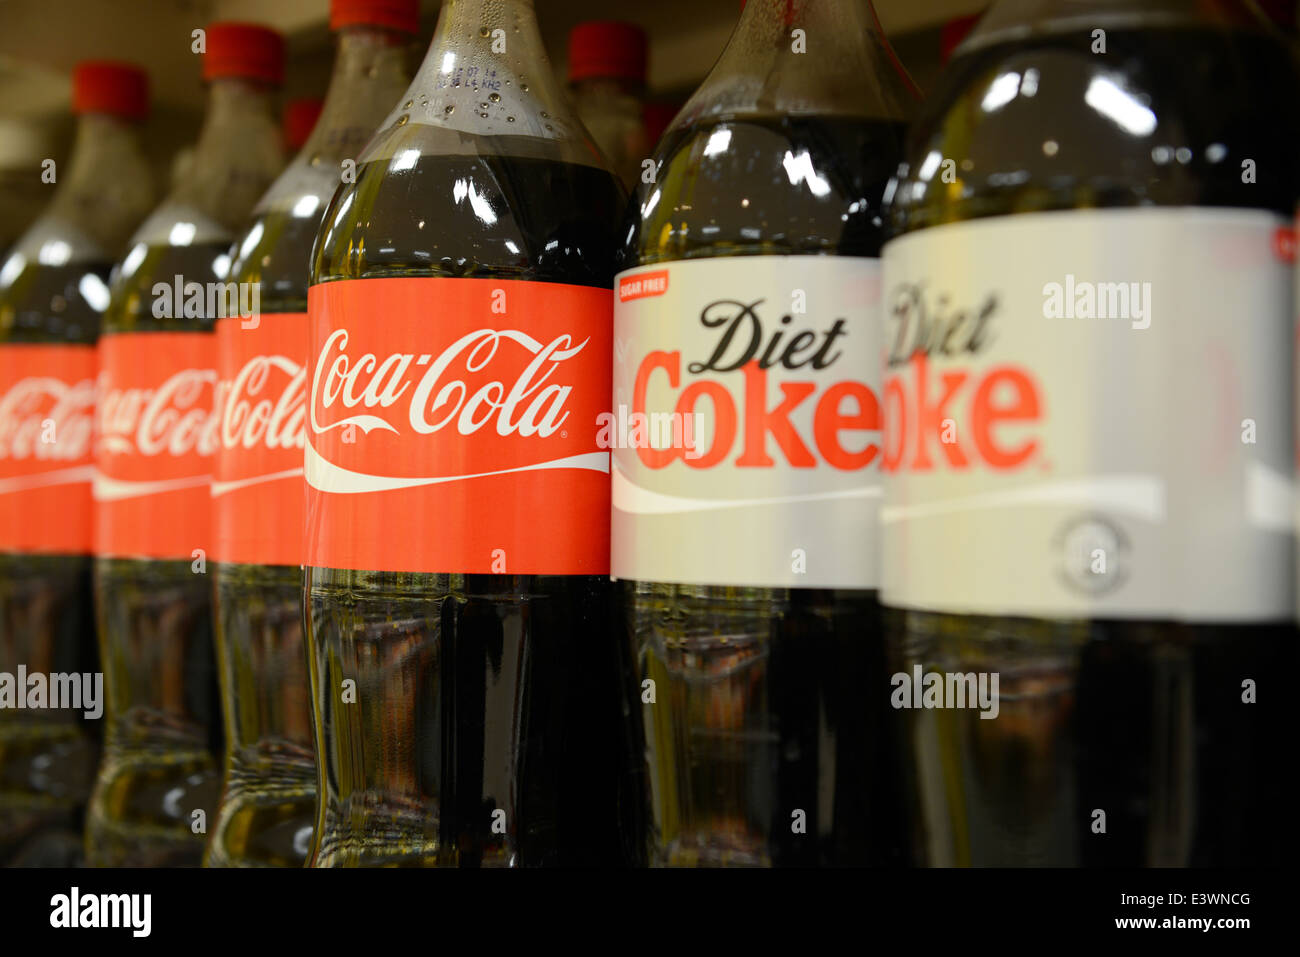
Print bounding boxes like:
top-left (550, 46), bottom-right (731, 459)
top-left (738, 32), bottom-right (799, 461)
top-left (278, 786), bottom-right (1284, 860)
top-left (0, 122), bottom-right (50, 261)
top-left (883, 0), bottom-right (1300, 866)
top-left (567, 20), bottom-right (649, 191)
top-left (0, 61), bottom-right (153, 867)
top-left (86, 22), bottom-right (284, 868)
top-left (207, 0), bottom-right (418, 869)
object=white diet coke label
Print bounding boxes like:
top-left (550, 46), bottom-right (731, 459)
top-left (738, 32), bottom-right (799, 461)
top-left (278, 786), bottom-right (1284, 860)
top-left (612, 255), bottom-right (883, 589)
top-left (881, 207), bottom-right (1294, 622)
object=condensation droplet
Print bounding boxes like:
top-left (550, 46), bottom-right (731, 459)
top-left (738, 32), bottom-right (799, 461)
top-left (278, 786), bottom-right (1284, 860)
top-left (506, 116), bottom-right (515, 123)
top-left (479, 26), bottom-right (490, 37)
top-left (540, 111), bottom-right (549, 119)
top-left (480, 102), bottom-right (489, 110)
top-left (480, 112), bottom-right (489, 118)
top-left (444, 104), bottom-right (455, 115)
top-left (396, 114), bottom-right (409, 126)
top-left (489, 93), bottom-right (500, 103)
top-left (403, 99), bottom-right (413, 109)
top-left (520, 83), bottom-right (529, 92)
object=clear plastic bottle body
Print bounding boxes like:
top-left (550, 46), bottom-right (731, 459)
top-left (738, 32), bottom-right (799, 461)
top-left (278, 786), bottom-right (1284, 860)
top-left (885, 1), bottom-right (1300, 865)
top-left (207, 24), bottom-right (415, 869)
top-left (305, 0), bottom-right (634, 867)
top-left (617, 0), bottom-right (913, 866)
top-left (0, 110), bottom-right (154, 865)
top-left (86, 76), bottom-right (283, 867)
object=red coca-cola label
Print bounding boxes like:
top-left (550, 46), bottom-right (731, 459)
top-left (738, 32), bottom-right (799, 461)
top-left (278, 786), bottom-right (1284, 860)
top-left (306, 277), bottom-right (611, 574)
top-left (213, 313), bottom-right (306, 565)
top-left (94, 332), bottom-right (216, 560)
top-left (0, 344), bottom-right (97, 553)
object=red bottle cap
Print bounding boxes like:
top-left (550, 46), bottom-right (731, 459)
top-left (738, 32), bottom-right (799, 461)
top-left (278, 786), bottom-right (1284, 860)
top-left (203, 22), bottom-right (285, 85)
top-left (284, 97), bottom-right (324, 151)
top-left (941, 14), bottom-right (982, 64)
top-left (330, 0), bottom-right (421, 35)
top-left (1258, 0), bottom-right (1297, 29)
top-left (567, 22), bottom-right (648, 84)
top-left (643, 102), bottom-right (679, 148)
top-left (72, 61), bottom-right (149, 122)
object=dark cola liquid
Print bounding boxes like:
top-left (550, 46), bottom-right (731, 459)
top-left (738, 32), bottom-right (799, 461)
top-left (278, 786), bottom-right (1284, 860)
top-left (308, 151), bottom-right (631, 866)
top-left (207, 208), bottom-right (318, 869)
top-left (887, 25), bottom-right (1300, 866)
top-left (619, 115), bottom-right (909, 866)
top-left (0, 260), bottom-right (108, 866)
top-left (86, 241), bottom-right (229, 868)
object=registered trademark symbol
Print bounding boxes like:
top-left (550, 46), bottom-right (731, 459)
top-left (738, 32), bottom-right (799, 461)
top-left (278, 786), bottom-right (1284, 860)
top-left (561, 430), bottom-right (567, 438)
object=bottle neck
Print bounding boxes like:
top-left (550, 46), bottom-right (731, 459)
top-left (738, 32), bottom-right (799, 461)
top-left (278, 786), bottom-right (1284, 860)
top-left (436, 0), bottom-right (537, 40)
top-left (417, 0), bottom-right (582, 139)
top-left (427, 0), bottom-right (548, 91)
top-left (195, 78), bottom-right (279, 154)
top-left (680, 0), bottom-right (915, 126)
top-left (353, 0), bottom-right (605, 168)
top-left (169, 77), bottom-right (283, 233)
top-left (45, 113), bottom-right (154, 257)
top-left (303, 24), bottom-right (413, 161)
top-left (966, 0), bottom-right (1272, 51)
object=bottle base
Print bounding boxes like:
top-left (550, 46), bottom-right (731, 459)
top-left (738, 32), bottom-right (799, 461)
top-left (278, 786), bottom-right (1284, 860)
top-left (206, 744), bottom-right (315, 868)
top-left (85, 745), bottom-right (218, 868)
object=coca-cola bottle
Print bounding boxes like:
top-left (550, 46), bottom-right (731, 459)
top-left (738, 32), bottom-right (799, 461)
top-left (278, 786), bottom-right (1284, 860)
top-left (613, 0), bottom-right (914, 866)
top-left (567, 21), bottom-right (649, 191)
top-left (0, 62), bottom-right (154, 867)
top-left (207, 0), bottom-right (419, 869)
top-left (86, 22), bottom-right (284, 868)
top-left (306, 0), bottom-right (627, 866)
top-left (883, 0), bottom-right (1300, 865)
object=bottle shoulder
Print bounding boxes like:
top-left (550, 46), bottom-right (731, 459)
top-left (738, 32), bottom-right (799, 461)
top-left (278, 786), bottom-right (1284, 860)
top-left (311, 141), bottom-right (625, 289)
top-left (103, 240), bottom-right (235, 335)
top-left (890, 25), bottom-right (1300, 234)
top-left (228, 206), bottom-right (323, 314)
top-left (0, 257), bottom-right (110, 345)
top-left (623, 114), bottom-right (905, 269)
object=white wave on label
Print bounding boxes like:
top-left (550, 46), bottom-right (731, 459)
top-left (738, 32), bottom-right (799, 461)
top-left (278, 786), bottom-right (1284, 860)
top-left (304, 441), bottom-right (607, 494)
